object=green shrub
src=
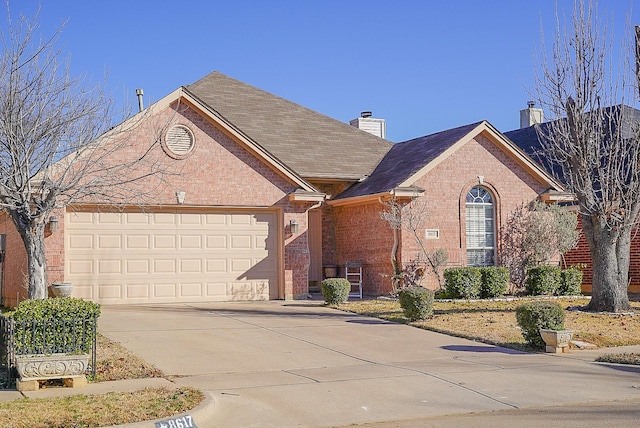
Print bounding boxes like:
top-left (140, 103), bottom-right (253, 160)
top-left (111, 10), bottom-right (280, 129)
top-left (321, 278), bottom-right (351, 304)
top-left (443, 267), bottom-right (481, 299)
top-left (525, 265), bottom-right (561, 295)
top-left (6, 297), bottom-right (101, 355)
top-left (559, 267), bottom-right (583, 296)
top-left (398, 286), bottom-right (434, 321)
top-left (479, 267), bottom-right (509, 298)
top-left (515, 301), bottom-right (565, 347)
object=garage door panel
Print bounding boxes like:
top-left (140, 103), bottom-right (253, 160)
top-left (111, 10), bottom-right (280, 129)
top-left (126, 284), bottom-right (149, 298)
top-left (66, 210), bottom-right (279, 304)
top-left (98, 260), bottom-right (122, 274)
top-left (125, 213), bottom-right (149, 224)
top-left (126, 235), bottom-right (149, 249)
top-left (126, 260), bottom-right (150, 274)
top-left (154, 259), bottom-right (176, 273)
top-left (180, 235), bottom-right (202, 249)
top-left (180, 283), bottom-right (202, 297)
top-left (154, 235), bottom-right (176, 249)
top-left (153, 283), bottom-right (177, 298)
top-left (98, 213), bottom-right (121, 224)
top-left (98, 284), bottom-right (122, 299)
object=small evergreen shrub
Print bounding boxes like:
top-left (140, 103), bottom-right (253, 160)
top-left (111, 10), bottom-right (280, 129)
top-left (398, 286), bottom-right (434, 321)
top-left (6, 297), bottom-right (101, 355)
top-left (515, 301), bottom-right (565, 347)
top-left (479, 267), bottom-right (509, 298)
top-left (525, 265), bottom-right (561, 295)
top-left (321, 278), bottom-right (351, 304)
top-left (559, 267), bottom-right (583, 296)
top-left (444, 267), bottom-right (481, 299)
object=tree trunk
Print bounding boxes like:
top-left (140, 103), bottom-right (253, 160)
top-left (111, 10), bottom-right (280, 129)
top-left (582, 216), bottom-right (631, 313)
top-left (22, 220), bottom-right (48, 300)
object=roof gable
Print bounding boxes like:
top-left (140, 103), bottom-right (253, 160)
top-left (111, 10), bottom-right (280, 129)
top-left (186, 72), bottom-right (393, 180)
top-left (335, 120), bottom-right (562, 202)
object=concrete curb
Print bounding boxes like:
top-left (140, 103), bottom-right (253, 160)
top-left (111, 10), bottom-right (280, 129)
top-left (108, 390), bottom-right (216, 428)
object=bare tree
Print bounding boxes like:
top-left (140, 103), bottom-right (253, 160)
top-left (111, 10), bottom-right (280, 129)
top-left (381, 197), bottom-right (448, 292)
top-left (534, 0), bottom-right (640, 312)
top-left (0, 7), bottom-right (173, 299)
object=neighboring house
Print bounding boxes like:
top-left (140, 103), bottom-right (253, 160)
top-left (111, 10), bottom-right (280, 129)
top-left (504, 103), bottom-right (640, 293)
top-left (0, 72), bottom-right (563, 306)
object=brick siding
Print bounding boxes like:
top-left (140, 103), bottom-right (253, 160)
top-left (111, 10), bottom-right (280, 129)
top-left (1, 101), bottom-right (316, 305)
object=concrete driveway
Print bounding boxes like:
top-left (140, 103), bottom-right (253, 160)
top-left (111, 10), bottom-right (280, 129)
top-left (99, 300), bottom-right (640, 427)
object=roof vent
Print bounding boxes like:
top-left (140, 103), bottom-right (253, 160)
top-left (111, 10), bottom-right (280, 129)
top-left (360, 111), bottom-right (372, 118)
top-left (163, 124), bottom-right (195, 158)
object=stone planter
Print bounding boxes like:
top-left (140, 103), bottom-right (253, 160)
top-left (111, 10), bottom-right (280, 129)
top-left (539, 328), bottom-right (573, 353)
top-left (50, 282), bottom-right (73, 297)
top-left (15, 353), bottom-right (89, 391)
top-left (15, 353), bottom-right (89, 381)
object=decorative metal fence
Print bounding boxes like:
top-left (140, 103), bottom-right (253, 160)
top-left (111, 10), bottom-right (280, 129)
top-left (0, 315), bottom-right (98, 388)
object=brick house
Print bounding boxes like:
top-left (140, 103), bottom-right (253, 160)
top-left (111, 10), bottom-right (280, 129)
top-left (0, 72), bottom-right (563, 306)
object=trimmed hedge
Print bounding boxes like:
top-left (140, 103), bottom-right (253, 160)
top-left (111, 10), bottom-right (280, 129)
top-left (6, 297), bottom-right (101, 355)
top-left (515, 301), bottom-right (565, 347)
top-left (443, 267), bottom-right (481, 299)
top-left (398, 286), bottom-right (434, 321)
top-left (525, 265), bottom-right (561, 296)
top-left (321, 278), bottom-right (351, 304)
top-left (479, 267), bottom-right (509, 298)
top-left (559, 267), bottom-right (583, 296)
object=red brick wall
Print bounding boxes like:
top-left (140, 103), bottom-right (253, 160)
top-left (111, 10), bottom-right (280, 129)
top-left (334, 202), bottom-right (395, 295)
top-left (333, 132), bottom-right (549, 296)
top-left (2, 101), bottom-right (317, 304)
top-left (563, 219), bottom-right (640, 294)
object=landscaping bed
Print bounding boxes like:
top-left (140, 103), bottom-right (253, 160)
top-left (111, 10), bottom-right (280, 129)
top-left (338, 297), bottom-right (640, 352)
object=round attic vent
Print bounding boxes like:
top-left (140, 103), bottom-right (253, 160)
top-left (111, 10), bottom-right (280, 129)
top-left (164, 125), bottom-right (195, 157)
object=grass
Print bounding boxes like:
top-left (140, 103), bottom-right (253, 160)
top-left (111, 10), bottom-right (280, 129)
top-left (338, 296), bottom-right (640, 353)
top-left (94, 334), bottom-right (163, 382)
top-left (1, 334), bottom-right (204, 427)
top-left (0, 387), bottom-right (203, 428)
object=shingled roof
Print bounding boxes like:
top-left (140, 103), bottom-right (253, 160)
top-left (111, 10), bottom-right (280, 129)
top-left (336, 122), bottom-right (483, 199)
top-left (185, 72), bottom-right (393, 180)
top-left (504, 104), bottom-right (640, 183)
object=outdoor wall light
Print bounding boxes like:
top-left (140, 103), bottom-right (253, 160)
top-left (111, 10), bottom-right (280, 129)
top-left (289, 219), bottom-right (299, 234)
top-left (48, 216), bottom-right (59, 233)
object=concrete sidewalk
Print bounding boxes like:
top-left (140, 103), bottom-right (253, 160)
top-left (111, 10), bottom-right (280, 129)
top-left (93, 300), bottom-right (640, 427)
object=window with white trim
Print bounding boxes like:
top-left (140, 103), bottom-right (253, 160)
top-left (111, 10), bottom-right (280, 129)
top-left (465, 186), bottom-right (495, 266)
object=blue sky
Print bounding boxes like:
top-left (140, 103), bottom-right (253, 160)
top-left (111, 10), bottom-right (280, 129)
top-left (3, 1), bottom-right (639, 142)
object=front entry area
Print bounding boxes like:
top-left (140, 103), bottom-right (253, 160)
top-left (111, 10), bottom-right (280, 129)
top-left (65, 208), bottom-right (279, 304)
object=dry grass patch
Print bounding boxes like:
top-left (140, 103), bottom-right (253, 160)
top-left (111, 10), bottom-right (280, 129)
top-left (0, 387), bottom-right (203, 428)
top-left (339, 297), bottom-right (640, 351)
top-left (94, 334), bottom-right (163, 382)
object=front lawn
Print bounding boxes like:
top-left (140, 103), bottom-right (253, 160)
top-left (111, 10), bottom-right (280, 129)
top-left (338, 297), bottom-right (640, 351)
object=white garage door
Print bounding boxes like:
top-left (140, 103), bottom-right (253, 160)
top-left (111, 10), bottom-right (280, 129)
top-left (65, 209), bottom-right (279, 304)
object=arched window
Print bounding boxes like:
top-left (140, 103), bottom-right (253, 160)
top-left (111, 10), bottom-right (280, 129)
top-left (465, 186), bottom-right (495, 266)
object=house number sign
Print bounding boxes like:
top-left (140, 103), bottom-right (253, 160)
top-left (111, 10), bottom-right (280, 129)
top-left (154, 415), bottom-right (197, 428)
